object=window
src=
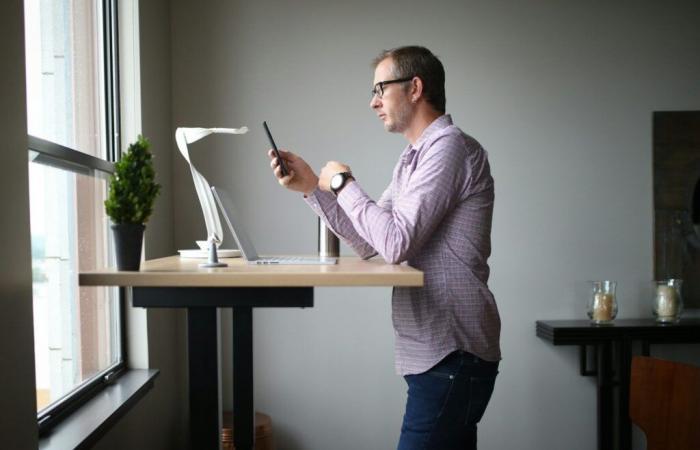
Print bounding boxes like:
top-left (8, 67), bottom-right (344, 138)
top-left (24, 0), bottom-right (124, 432)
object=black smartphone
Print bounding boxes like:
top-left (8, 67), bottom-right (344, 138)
top-left (263, 121), bottom-right (289, 177)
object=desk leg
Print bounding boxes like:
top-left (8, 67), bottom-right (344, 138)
top-left (596, 342), bottom-right (614, 450)
top-left (618, 338), bottom-right (633, 450)
top-left (188, 308), bottom-right (221, 450)
top-left (233, 306), bottom-right (254, 450)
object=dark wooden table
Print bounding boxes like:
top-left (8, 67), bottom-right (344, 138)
top-left (536, 318), bottom-right (700, 450)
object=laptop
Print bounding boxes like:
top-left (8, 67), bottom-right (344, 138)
top-left (211, 186), bottom-right (337, 265)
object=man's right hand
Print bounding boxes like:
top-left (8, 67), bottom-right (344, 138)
top-left (268, 149), bottom-right (319, 195)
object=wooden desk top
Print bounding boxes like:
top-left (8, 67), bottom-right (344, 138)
top-left (79, 255), bottom-right (424, 287)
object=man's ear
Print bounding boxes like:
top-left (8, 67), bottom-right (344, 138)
top-left (410, 77), bottom-right (423, 103)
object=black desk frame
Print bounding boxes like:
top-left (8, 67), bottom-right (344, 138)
top-left (134, 287), bottom-right (314, 450)
top-left (536, 319), bottom-right (700, 450)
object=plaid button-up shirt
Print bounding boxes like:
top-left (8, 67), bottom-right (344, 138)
top-left (306, 115), bottom-right (501, 375)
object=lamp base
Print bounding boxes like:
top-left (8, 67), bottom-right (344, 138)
top-left (199, 261), bottom-right (228, 268)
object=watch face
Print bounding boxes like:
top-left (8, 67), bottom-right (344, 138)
top-left (331, 173), bottom-right (343, 190)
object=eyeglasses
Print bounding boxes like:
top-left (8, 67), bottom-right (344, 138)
top-left (371, 77), bottom-right (414, 99)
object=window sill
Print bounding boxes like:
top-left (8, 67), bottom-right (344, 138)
top-left (39, 369), bottom-right (159, 450)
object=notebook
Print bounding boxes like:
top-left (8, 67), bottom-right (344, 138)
top-left (211, 186), bottom-right (337, 265)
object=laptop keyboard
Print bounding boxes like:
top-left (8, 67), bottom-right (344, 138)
top-left (255, 256), bottom-right (335, 265)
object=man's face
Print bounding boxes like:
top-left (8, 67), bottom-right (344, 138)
top-left (370, 58), bottom-right (412, 133)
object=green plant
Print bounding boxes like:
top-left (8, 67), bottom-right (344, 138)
top-left (104, 135), bottom-right (161, 225)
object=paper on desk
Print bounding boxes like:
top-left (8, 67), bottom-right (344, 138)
top-left (175, 127), bottom-right (249, 245)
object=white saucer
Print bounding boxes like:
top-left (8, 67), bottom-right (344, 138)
top-left (178, 249), bottom-right (241, 259)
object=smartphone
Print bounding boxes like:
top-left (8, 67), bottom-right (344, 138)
top-left (263, 121), bottom-right (289, 177)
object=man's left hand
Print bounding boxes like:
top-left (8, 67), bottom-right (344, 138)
top-left (319, 161), bottom-right (351, 192)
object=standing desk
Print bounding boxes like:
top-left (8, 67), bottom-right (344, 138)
top-left (80, 255), bottom-right (423, 450)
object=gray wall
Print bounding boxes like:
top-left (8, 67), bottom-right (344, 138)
top-left (0, 1), bottom-right (39, 449)
top-left (170, 1), bottom-right (700, 449)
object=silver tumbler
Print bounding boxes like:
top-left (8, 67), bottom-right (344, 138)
top-left (318, 217), bottom-right (340, 258)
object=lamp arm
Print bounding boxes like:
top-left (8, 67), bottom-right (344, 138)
top-left (174, 125), bottom-right (248, 249)
top-left (209, 127), bottom-right (249, 135)
top-left (190, 165), bottom-right (223, 242)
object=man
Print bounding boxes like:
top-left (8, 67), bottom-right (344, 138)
top-left (268, 46), bottom-right (501, 450)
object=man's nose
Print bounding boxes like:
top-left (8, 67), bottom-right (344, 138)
top-left (370, 95), bottom-right (380, 109)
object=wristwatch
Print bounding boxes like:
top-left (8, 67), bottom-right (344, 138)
top-left (330, 171), bottom-right (354, 195)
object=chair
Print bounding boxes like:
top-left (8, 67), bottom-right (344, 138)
top-left (630, 356), bottom-right (700, 450)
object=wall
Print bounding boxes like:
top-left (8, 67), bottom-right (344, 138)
top-left (170, 1), bottom-right (700, 449)
top-left (0, 1), bottom-right (39, 449)
top-left (8, 1), bottom-right (697, 449)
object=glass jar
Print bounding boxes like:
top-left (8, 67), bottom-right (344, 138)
top-left (588, 280), bottom-right (618, 325)
top-left (652, 279), bottom-right (683, 323)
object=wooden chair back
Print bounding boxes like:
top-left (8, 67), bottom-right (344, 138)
top-left (630, 356), bottom-right (700, 450)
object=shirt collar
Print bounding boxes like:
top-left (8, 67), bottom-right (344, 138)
top-left (400, 114), bottom-right (453, 164)
top-left (414, 114), bottom-right (452, 150)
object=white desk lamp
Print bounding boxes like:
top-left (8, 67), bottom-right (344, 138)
top-left (175, 126), bottom-right (249, 267)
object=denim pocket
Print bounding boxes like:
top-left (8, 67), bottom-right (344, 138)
top-left (424, 351), bottom-right (462, 380)
top-left (425, 370), bottom-right (455, 380)
top-left (464, 374), bottom-right (497, 425)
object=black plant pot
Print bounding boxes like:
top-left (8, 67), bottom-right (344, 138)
top-left (111, 223), bottom-right (145, 271)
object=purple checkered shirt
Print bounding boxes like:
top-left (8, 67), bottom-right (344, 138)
top-left (305, 115), bottom-right (501, 375)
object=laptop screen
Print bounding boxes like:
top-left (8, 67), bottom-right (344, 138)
top-left (211, 186), bottom-right (260, 261)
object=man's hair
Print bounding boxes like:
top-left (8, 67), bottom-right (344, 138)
top-left (372, 46), bottom-right (446, 114)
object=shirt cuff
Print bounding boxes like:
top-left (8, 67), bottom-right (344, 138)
top-left (304, 187), bottom-right (336, 215)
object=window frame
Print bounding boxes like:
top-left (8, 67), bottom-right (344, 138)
top-left (29, 0), bottom-right (128, 435)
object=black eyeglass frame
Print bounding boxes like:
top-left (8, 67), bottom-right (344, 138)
top-left (371, 77), bottom-right (414, 99)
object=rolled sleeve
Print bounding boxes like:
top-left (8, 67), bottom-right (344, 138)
top-left (304, 187), bottom-right (377, 259)
top-left (337, 136), bottom-right (468, 264)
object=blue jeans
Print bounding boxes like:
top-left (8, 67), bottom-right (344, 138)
top-left (397, 350), bottom-right (499, 450)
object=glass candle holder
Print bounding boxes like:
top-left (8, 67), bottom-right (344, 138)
top-left (588, 280), bottom-right (618, 325)
top-left (652, 279), bottom-right (683, 323)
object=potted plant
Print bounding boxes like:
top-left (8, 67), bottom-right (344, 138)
top-left (105, 135), bottom-right (161, 270)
